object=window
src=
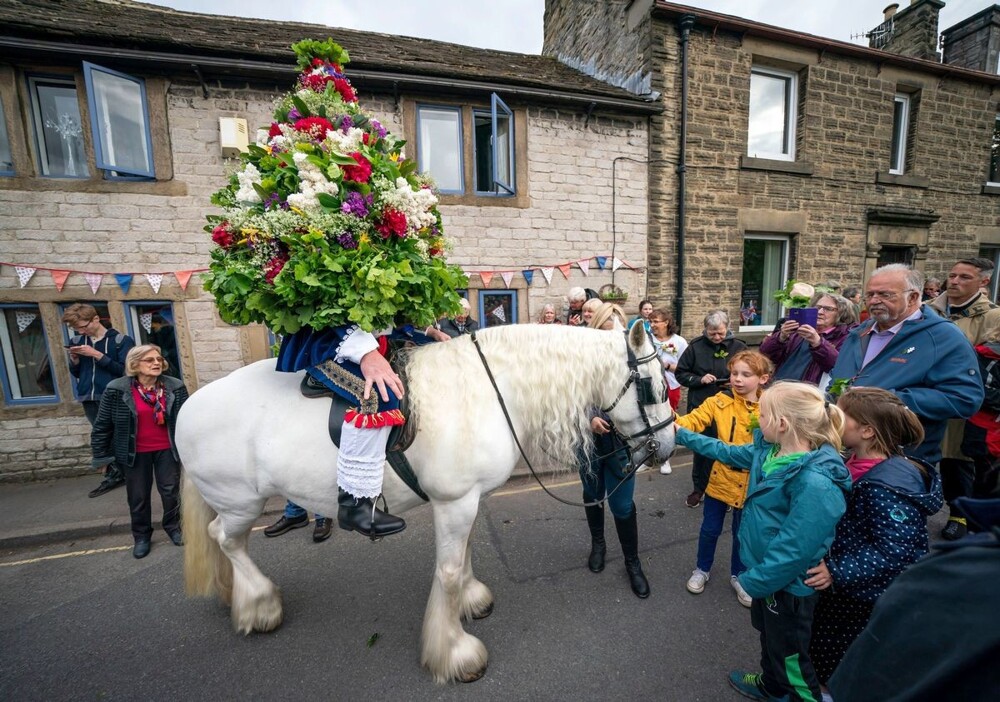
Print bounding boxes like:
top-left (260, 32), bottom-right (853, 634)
top-left (748, 67), bottom-right (797, 161)
top-left (26, 62), bottom-right (155, 180)
top-left (979, 245), bottom-right (1000, 301)
top-left (889, 93), bottom-right (910, 175)
top-left (988, 113), bottom-right (1000, 185)
top-left (0, 304), bottom-right (57, 404)
top-left (479, 290), bottom-right (518, 327)
top-left (416, 105), bottom-right (463, 193)
top-left (0, 97), bottom-right (12, 175)
top-left (740, 235), bottom-right (789, 330)
top-left (876, 244), bottom-right (914, 268)
top-left (473, 94), bottom-right (514, 194)
top-left (124, 302), bottom-right (183, 380)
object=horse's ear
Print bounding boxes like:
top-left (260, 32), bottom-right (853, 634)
top-left (628, 320), bottom-right (646, 350)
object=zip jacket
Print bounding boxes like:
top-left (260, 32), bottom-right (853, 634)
top-left (68, 327), bottom-right (135, 401)
top-left (675, 331), bottom-right (747, 410)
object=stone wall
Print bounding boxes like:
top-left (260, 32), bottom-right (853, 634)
top-left (876, 0), bottom-right (944, 62)
top-left (942, 7), bottom-right (1000, 73)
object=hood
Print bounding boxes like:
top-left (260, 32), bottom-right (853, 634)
top-left (859, 455), bottom-right (943, 517)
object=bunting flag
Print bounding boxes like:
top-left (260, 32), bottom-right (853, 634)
top-left (491, 305), bottom-right (506, 322)
top-left (578, 259), bottom-right (590, 276)
top-left (15, 311), bottom-right (37, 333)
top-left (501, 271), bottom-right (515, 288)
top-left (478, 271), bottom-right (494, 287)
top-left (522, 270), bottom-right (534, 285)
top-left (540, 267), bottom-right (554, 284)
top-left (596, 256), bottom-right (608, 270)
top-left (557, 264), bottom-right (572, 279)
top-left (114, 273), bottom-right (133, 293)
top-left (83, 273), bottom-right (103, 294)
top-left (14, 266), bottom-right (36, 288)
top-left (612, 257), bottom-right (624, 272)
top-left (145, 273), bottom-right (163, 294)
top-left (50, 269), bottom-right (70, 292)
top-left (139, 312), bottom-right (154, 334)
top-left (174, 270), bottom-right (195, 291)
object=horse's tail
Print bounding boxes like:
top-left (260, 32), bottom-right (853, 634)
top-left (182, 476), bottom-right (233, 604)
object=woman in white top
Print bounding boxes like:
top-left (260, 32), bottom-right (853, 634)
top-left (648, 308), bottom-right (687, 474)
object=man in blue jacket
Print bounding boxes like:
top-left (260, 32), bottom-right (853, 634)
top-left (62, 304), bottom-right (135, 498)
top-left (829, 264), bottom-right (983, 465)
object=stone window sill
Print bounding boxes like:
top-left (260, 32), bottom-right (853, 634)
top-left (982, 184), bottom-right (1000, 196)
top-left (0, 176), bottom-right (187, 196)
top-left (875, 172), bottom-right (930, 189)
top-left (740, 156), bottom-right (814, 176)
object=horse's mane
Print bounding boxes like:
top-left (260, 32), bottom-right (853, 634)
top-left (405, 325), bottom-right (626, 469)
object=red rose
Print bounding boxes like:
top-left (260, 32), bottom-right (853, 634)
top-left (211, 223), bottom-right (234, 249)
top-left (343, 152), bottom-right (372, 183)
top-left (300, 73), bottom-right (332, 92)
top-left (333, 78), bottom-right (356, 103)
top-left (293, 116), bottom-right (334, 140)
top-left (376, 208), bottom-right (408, 239)
top-left (264, 255), bottom-right (287, 285)
top-left (311, 58), bottom-right (324, 68)
top-left (268, 122), bottom-right (283, 138)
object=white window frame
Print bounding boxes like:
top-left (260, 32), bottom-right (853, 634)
top-left (747, 66), bottom-right (798, 162)
top-left (416, 104), bottom-right (464, 195)
top-left (739, 234), bottom-right (791, 333)
top-left (988, 112), bottom-right (1000, 186)
top-left (889, 93), bottom-right (910, 175)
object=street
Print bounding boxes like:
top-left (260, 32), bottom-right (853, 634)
top-left (2, 460), bottom-right (769, 701)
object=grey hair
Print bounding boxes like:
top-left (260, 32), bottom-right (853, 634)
top-left (703, 309), bottom-right (730, 329)
top-left (811, 292), bottom-right (857, 326)
top-left (924, 277), bottom-right (942, 288)
top-left (872, 264), bottom-right (924, 293)
top-left (567, 287), bottom-right (587, 303)
top-left (458, 298), bottom-right (471, 311)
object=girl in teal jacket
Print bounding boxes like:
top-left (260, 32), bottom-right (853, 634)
top-left (675, 381), bottom-right (851, 702)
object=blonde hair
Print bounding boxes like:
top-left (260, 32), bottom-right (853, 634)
top-left (759, 381), bottom-right (844, 452)
top-left (589, 303), bottom-right (626, 330)
top-left (581, 298), bottom-right (604, 315)
top-left (125, 344), bottom-right (168, 377)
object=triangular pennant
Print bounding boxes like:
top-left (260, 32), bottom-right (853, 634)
top-left (578, 259), bottom-right (590, 277)
top-left (83, 273), bottom-right (103, 294)
top-left (140, 312), bottom-right (153, 334)
top-left (491, 305), bottom-right (506, 322)
top-left (14, 266), bottom-right (36, 288)
top-left (522, 270), bottom-right (534, 285)
top-left (114, 273), bottom-right (133, 293)
top-left (50, 269), bottom-right (70, 292)
top-left (15, 311), bottom-right (37, 333)
top-left (145, 273), bottom-right (163, 294)
top-left (540, 267), bottom-right (554, 284)
top-left (501, 271), bottom-right (515, 288)
top-left (557, 264), bottom-right (572, 279)
top-left (174, 270), bottom-right (195, 291)
top-left (612, 257), bottom-right (624, 272)
top-left (595, 256), bottom-right (607, 270)
top-left (479, 271), bottom-right (494, 287)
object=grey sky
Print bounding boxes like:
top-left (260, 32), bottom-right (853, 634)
top-left (143, 1), bottom-right (994, 54)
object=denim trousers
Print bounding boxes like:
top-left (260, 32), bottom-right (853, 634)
top-left (579, 435), bottom-right (635, 519)
top-left (696, 494), bottom-right (744, 575)
top-left (284, 500), bottom-right (324, 521)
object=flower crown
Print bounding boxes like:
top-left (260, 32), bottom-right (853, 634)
top-left (203, 39), bottom-right (467, 334)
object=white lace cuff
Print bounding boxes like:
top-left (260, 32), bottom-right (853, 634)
top-left (335, 326), bottom-right (380, 364)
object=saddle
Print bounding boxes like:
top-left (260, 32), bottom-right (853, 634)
top-left (300, 359), bottom-right (427, 501)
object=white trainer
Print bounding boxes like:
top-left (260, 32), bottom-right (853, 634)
top-left (686, 568), bottom-right (709, 594)
top-left (660, 461), bottom-right (672, 475)
top-left (731, 575), bottom-right (752, 607)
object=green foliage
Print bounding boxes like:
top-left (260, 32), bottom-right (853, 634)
top-left (291, 38), bottom-right (350, 70)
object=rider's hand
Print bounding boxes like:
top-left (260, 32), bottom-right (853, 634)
top-left (590, 416), bottom-right (611, 434)
top-left (360, 349), bottom-right (404, 402)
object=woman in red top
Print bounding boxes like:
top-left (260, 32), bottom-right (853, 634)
top-left (92, 345), bottom-right (189, 558)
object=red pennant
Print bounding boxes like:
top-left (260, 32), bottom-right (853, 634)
top-left (479, 271), bottom-right (494, 287)
top-left (50, 269), bottom-right (71, 291)
top-left (174, 270), bottom-right (195, 291)
top-left (557, 264), bottom-right (572, 279)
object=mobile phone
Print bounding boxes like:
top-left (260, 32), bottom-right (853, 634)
top-left (64, 344), bottom-right (75, 349)
top-left (787, 308), bottom-right (818, 327)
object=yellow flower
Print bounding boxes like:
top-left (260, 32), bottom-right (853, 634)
top-left (389, 152), bottom-right (400, 162)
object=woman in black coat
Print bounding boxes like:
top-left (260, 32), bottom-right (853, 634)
top-left (674, 310), bottom-right (747, 508)
top-left (91, 344), bottom-right (189, 558)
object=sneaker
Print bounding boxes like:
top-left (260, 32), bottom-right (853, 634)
top-left (941, 517), bottom-right (967, 541)
top-left (88, 475), bottom-right (125, 498)
top-left (686, 568), bottom-right (710, 594)
top-left (660, 461), bottom-right (672, 475)
top-left (728, 671), bottom-right (767, 700)
top-left (731, 575), bottom-right (752, 607)
top-left (685, 490), bottom-right (703, 508)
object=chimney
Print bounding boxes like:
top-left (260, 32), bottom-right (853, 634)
top-left (870, 0), bottom-right (944, 62)
top-left (884, 4), bottom-right (899, 21)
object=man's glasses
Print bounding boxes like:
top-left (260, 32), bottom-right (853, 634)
top-left (863, 290), bottom-right (917, 301)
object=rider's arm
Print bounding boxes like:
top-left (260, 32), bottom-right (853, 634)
top-left (336, 326), bottom-right (381, 364)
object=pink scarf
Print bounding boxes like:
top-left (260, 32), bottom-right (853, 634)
top-left (845, 455), bottom-right (882, 483)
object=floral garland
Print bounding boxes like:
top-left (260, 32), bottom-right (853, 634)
top-left (203, 39), bottom-right (467, 334)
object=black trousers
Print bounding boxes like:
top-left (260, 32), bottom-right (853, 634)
top-left (940, 457), bottom-right (975, 509)
top-left (750, 590), bottom-right (822, 702)
top-left (83, 400), bottom-right (124, 482)
top-left (125, 450), bottom-right (181, 541)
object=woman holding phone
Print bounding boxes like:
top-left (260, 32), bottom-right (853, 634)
top-left (759, 292), bottom-right (858, 388)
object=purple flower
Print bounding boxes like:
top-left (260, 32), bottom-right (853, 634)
top-left (337, 232), bottom-right (358, 250)
top-left (288, 107), bottom-right (302, 121)
top-left (340, 115), bottom-right (353, 132)
top-left (371, 119), bottom-right (387, 139)
top-left (341, 191), bottom-right (371, 218)
top-left (263, 192), bottom-right (286, 210)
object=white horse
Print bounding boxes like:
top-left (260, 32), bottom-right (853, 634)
top-left (177, 322), bottom-right (675, 683)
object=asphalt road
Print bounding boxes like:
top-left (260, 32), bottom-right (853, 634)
top-left (0, 461), bottom-right (810, 701)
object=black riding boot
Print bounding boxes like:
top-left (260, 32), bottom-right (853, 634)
top-left (337, 488), bottom-right (406, 538)
top-left (584, 504), bottom-right (606, 573)
top-left (614, 505), bottom-right (650, 599)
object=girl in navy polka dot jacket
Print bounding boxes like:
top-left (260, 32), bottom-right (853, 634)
top-left (805, 387), bottom-right (943, 687)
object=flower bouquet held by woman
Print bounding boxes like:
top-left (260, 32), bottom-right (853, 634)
top-left (203, 39), bottom-right (467, 538)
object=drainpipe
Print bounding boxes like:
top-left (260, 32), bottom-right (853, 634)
top-left (675, 14), bottom-right (695, 331)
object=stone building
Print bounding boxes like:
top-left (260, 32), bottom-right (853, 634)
top-left (545, 0), bottom-right (1000, 338)
top-left (0, 0), bottom-right (656, 480)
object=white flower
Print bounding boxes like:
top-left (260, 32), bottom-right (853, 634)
top-left (235, 163), bottom-right (262, 203)
top-left (325, 126), bottom-right (365, 154)
top-left (286, 151), bottom-right (339, 210)
top-left (379, 177), bottom-right (438, 233)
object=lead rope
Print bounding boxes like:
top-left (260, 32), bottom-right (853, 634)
top-left (469, 332), bottom-right (646, 509)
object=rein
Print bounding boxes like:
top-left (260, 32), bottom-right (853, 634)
top-left (469, 331), bottom-right (673, 509)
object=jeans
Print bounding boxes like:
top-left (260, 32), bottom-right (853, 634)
top-left (579, 433), bottom-right (635, 520)
top-left (284, 501), bottom-right (325, 521)
top-left (696, 494), bottom-right (744, 575)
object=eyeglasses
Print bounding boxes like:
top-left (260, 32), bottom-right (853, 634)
top-left (815, 305), bottom-right (838, 312)
top-left (139, 357), bottom-right (165, 364)
top-left (650, 320), bottom-right (667, 325)
top-left (863, 290), bottom-right (917, 301)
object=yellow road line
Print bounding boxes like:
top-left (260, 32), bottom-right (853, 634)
top-left (0, 545), bottom-right (131, 567)
top-left (492, 479), bottom-right (580, 497)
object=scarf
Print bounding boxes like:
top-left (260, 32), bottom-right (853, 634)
top-left (133, 378), bottom-right (166, 425)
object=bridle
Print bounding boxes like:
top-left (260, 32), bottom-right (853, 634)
top-left (469, 330), bottom-right (675, 508)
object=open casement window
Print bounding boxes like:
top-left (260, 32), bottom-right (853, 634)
top-left (83, 62), bottom-right (155, 178)
top-left (739, 235), bottom-right (790, 331)
top-left (0, 305), bottom-right (57, 405)
top-left (747, 66), bottom-right (797, 161)
top-left (476, 93), bottom-right (514, 195)
top-left (889, 93), bottom-right (910, 175)
top-left (0, 97), bottom-right (12, 175)
top-left (988, 113), bottom-right (1000, 186)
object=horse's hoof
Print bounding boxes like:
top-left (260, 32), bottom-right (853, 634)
top-left (459, 663), bottom-right (487, 683)
top-left (471, 601), bottom-right (493, 620)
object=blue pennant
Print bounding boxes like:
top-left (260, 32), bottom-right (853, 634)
top-left (595, 256), bottom-right (607, 270)
top-left (522, 269), bottom-right (534, 285)
top-left (114, 273), bottom-right (133, 293)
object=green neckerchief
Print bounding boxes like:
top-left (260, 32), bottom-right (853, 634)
top-left (762, 445), bottom-right (808, 476)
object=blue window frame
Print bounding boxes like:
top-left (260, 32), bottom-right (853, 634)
top-left (124, 302), bottom-right (183, 381)
top-left (83, 62), bottom-right (155, 179)
top-left (491, 93), bottom-right (514, 194)
top-left (0, 304), bottom-right (58, 405)
top-left (0, 97), bottom-right (13, 176)
top-left (416, 104), bottom-right (464, 194)
top-left (479, 290), bottom-right (518, 328)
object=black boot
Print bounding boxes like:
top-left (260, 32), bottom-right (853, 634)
top-left (614, 505), bottom-right (650, 599)
top-left (584, 504), bottom-right (606, 573)
top-left (337, 489), bottom-right (406, 538)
